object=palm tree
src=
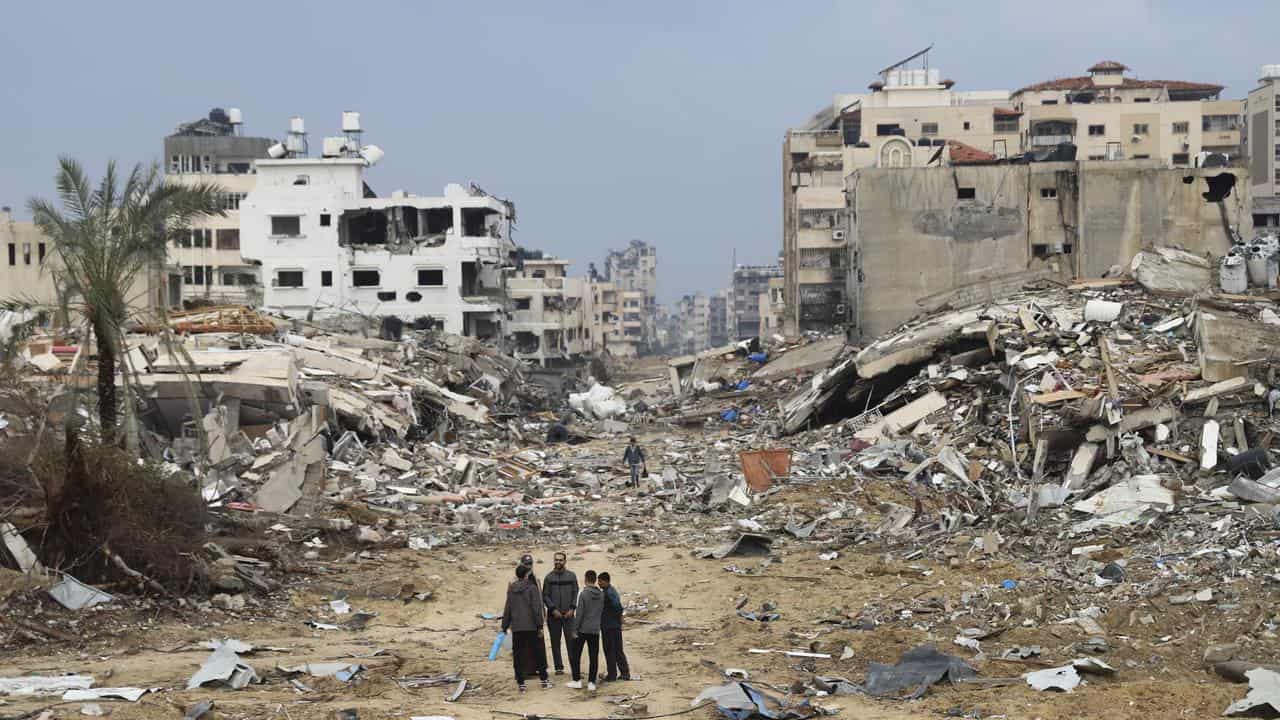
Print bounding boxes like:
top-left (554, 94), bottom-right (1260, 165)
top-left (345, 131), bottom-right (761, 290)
top-left (24, 157), bottom-right (224, 444)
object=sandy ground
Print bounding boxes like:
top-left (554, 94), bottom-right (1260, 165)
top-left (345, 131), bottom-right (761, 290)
top-left (0, 523), bottom-right (1258, 720)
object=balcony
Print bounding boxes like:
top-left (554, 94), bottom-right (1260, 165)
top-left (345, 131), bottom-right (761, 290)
top-left (788, 130), bottom-right (842, 153)
top-left (1031, 134), bottom-right (1074, 147)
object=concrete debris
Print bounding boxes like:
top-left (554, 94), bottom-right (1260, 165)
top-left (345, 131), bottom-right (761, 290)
top-left (187, 641), bottom-right (259, 690)
top-left (47, 575), bottom-right (114, 610)
top-left (1025, 665), bottom-right (1081, 693)
top-left (1129, 247), bottom-right (1212, 295)
top-left (0, 675), bottom-right (94, 696)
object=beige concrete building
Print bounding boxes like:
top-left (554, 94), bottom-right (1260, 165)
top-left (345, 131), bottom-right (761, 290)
top-left (1, 208), bottom-right (58, 308)
top-left (603, 240), bottom-right (657, 352)
top-left (1247, 65), bottom-right (1280, 227)
top-left (674, 292), bottom-right (711, 354)
top-left (844, 162), bottom-right (1250, 340)
top-left (783, 50), bottom-right (1012, 335)
top-left (164, 108), bottom-right (273, 306)
top-left (759, 276), bottom-right (785, 338)
top-left (1011, 61), bottom-right (1239, 165)
top-left (507, 256), bottom-right (596, 366)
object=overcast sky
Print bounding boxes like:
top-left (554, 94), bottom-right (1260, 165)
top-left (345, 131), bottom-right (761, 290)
top-left (3, 1), bottom-right (1277, 302)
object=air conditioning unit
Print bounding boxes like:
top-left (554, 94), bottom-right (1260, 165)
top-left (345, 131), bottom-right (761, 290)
top-left (832, 229), bottom-right (846, 242)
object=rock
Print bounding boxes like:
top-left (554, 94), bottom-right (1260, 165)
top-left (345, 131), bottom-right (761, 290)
top-left (357, 526), bottom-right (383, 544)
top-left (211, 593), bottom-right (246, 611)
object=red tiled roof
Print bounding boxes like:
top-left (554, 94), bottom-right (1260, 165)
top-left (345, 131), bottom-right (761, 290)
top-left (1013, 76), bottom-right (1224, 95)
top-left (947, 140), bottom-right (998, 165)
top-left (1088, 60), bottom-right (1129, 72)
top-left (993, 106), bottom-right (1022, 116)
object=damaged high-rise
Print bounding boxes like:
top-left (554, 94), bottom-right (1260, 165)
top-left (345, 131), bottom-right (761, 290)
top-left (239, 113), bottom-right (516, 339)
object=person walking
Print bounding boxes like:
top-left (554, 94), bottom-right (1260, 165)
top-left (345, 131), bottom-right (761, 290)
top-left (599, 571), bottom-right (631, 681)
top-left (565, 569), bottom-right (603, 691)
top-left (542, 551), bottom-right (579, 676)
top-left (501, 564), bottom-right (551, 692)
top-left (622, 437), bottom-right (646, 488)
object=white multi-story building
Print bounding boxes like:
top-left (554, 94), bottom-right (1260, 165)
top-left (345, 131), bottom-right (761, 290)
top-left (164, 108), bottom-right (273, 305)
top-left (239, 113), bottom-right (515, 339)
top-left (1249, 65), bottom-right (1280, 228)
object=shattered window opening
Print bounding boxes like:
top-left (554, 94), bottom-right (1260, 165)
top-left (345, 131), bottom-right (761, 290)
top-left (406, 291), bottom-right (422, 302)
top-left (293, 175), bottom-right (310, 186)
top-left (376, 291), bottom-right (396, 302)
top-left (514, 297), bottom-right (532, 310)
top-left (274, 270), bottom-right (304, 288)
top-left (461, 207), bottom-right (501, 237)
top-left (956, 187), bottom-right (976, 201)
top-left (425, 207), bottom-right (453, 235)
top-left (416, 268), bottom-right (445, 287)
top-left (352, 269), bottom-right (381, 287)
top-left (271, 216), bottom-right (302, 238)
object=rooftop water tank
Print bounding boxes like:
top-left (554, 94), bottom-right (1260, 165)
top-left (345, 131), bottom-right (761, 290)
top-left (1262, 64), bottom-right (1280, 82)
top-left (360, 144), bottom-right (385, 166)
top-left (342, 111), bottom-right (361, 132)
top-left (289, 116), bottom-right (305, 134)
top-left (228, 108), bottom-right (243, 125)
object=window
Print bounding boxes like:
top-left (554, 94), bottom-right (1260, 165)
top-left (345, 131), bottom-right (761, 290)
top-left (875, 123), bottom-right (902, 136)
top-left (1042, 99), bottom-right (1058, 105)
top-left (1087, 154), bottom-right (1104, 161)
top-left (293, 175), bottom-right (309, 186)
top-left (274, 270), bottom-right (304, 288)
top-left (1133, 123), bottom-right (1150, 136)
top-left (1088, 124), bottom-right (1106, 136)
top-left (1040, 187), bottom-right (1058, 199)
top-left (406, 291), bottom-right (422, 302)
top-left (1172, 121), bottom-right (1189, 134)
top-left (376, 291), bottom-right (396, 302)
top-left (1203, 115), bottom-right (1240, 132)
top-left (6, 244), bottom-right (13, 266)
top-left (321, 271), bottom-right (333, 287)
top-left (352, 269), bottom-right (380, 287)
top-left (963, 121), bottom-right (971, 131)
top-left (515, 298), bottom-right (531, 310)
top-left (271, 216), bottom-right (301, 237)
top-left (1105, 141), bottom-right (1123, 160)
top-left (37, 243), bottom-right (45, 264)
top-left (182, 265), bottom-right (213, 286)
top-left (1274, 119), bottom-right (1280, 137)
top-left (920, 122), bottom-right (939, 135)
top-left (994, 118), bottom-right (1018, 133)
top-left (177, 229), bottom-right (211, 248)
top-left (22, 243), bottom-right (31, 265)
top-left (1134, 97), bottom-right (1151, 103)
top-left (1133, 154), bottom-right (1150, 159)
top-left (417, 268), bottom-right (444, 286)
top-left (957, 187), bottom-right (976, 200)
top-left (320, 213), bottom-right (331, 227)
top-left (215, 229), bottom-right (239, 250)
top-left (226, 162), bottom-right (252, 174)
top-left (219, 192), bottom-right (247, 211)
top-left (1172, 153), bottom-right (1190, 166)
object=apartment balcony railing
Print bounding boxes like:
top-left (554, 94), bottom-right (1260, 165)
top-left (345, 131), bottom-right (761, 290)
top-left (1031, 134), bottom-right (1074, 147)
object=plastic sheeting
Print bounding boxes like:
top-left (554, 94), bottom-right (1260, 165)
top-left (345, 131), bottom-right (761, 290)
top-left (568, 383), bottom-right (627, 420)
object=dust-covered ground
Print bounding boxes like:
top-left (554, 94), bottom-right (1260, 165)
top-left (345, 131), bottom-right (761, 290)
top-left (2, 442), bottom-right (1269, 720)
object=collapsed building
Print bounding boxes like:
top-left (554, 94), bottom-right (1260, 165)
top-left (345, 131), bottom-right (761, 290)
top-left (240, 114), bottom-right (516, 339)
top-left (507, 255), bottom-right (596, 366)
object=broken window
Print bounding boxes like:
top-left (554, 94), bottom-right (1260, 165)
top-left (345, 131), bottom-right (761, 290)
top-left (425, 207), bottom-right (453, 234)
top-left (514, 297), bottom-right (532, 310)
top-left (994, 118), bottom-right (1018, 133)
top-left (271, 216), bottom-right (301, 237)
top-left (417, 268), bottom-right (444, 286)
top-left (461, 207), bottom-right (501, 237)
top-left (1132, 123), bottom-right (1150, 136)
top-left (1172, 153), bottom-right (1190, 166)
top-left (1172, 121), bottom-right (1189, 134)
top-left (1040, 187), bottom-right (1058, 199)
top-left (1203, 115), bottom-right (1239, 132)
top-left (216, 229), bottom-right (239, 250)
top-left (274, 270), bottom-right (304, 288)
top-left (352, 269), bottom-right (380, 287)
top-left (956, 187), bottom-right (976, 201)
top-left (376, 291), bottom-right (396, 301)
top-left (226, 162), bottom-right (251, 174)
top-left (875, 123), bottom-right (903, 136)
top-left (293, 175), bottom-right (310, 186)
top-left (320, 213), bottom-right (331, 227)
top-left (920, 122), bottom-right (939, 136)
top-left (406, 291), bottom-right (422, 302)
top-left (1088, 124), bottom-right (1105, 136)
top-left (321, 271), bottom-right (333, 287)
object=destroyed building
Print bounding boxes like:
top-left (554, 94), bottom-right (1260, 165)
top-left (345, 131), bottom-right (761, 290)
top-left (507, 254), bottom-right (597, 366)
top-left (600, 239), bottom-right (658, 354)
top-left (164, 107), bottom-right (275, 306)
top-left (728, 263), bottom-right (783, 340)
top-left (239, 113), bottom-right (516, 339)
top-left (844, 162), bottom-right (1250, 339)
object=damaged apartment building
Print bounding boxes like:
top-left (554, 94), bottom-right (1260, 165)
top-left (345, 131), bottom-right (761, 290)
top-left (507, 252), bottom-right (597, 366)
top-left (240, 113), bottom-right (516, 339)
top-left (783, 48), bottom-right (1242, 335)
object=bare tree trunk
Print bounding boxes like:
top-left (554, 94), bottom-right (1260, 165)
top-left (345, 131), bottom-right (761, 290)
top-left (92, 315), bottom-right (118, 445)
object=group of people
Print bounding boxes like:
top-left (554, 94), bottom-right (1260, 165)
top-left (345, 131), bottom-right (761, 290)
top-left (500, 552), bottom-right (632, 692)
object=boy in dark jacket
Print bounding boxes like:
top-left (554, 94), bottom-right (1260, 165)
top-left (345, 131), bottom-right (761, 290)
top-left (566, 569), bottom-right (603, 690)
top-left (598, 571), bottom-right (631, 681)
top-left (501, 564), bottom-right (550, 691)
top-left (542, 552), bottom-right (579, 675)
top-left (622, 437), bottom-right (646, 488)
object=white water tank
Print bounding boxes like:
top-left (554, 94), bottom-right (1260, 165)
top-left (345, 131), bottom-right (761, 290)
top-left (927, 68), bottom-right (941, 85)
top-left (289, 116), bottom-right (305, 134)
top-left (342, 111), bottom-right (361, 132)
top-left (322, 137), bottom-right (346, 157)
top-left (360, 144), bottom-right (385, 166)
top-left (267, 143), bottom-right (286, 158)
top-left (886, 70), bottom-right (901, 87)
top-left (912, 69), bottom-right (927, 86)
top-left (1262, 64), bottom-right (1280, 82)
top-left (228, 108), bottom-right (243, 125)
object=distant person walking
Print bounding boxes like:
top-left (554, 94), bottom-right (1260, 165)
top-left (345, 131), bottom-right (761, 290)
top-left (542, 551), bottom-right (579, 675)
top-left (501, 564), bottom-right (551, 691)
top-left (599, 571), bottom-right (631, 681)
top-left (622, 437), bottom-right (646, 488)
top-left (566, 569), bottom-right (603, 691)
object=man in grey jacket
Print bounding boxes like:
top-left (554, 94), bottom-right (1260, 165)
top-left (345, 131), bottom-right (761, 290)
top-left (542, 552), bottom-right (579, 675)
top-left (565, 569), bottom-right (603, 690)
top-left (501, 564), bottom-right (550, 691)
